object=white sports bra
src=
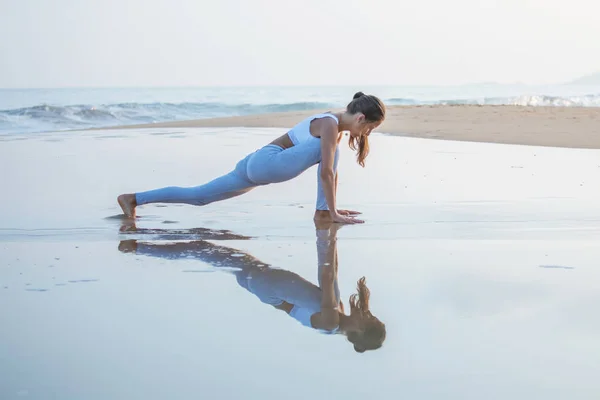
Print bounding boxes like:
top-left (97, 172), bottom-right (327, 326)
top-left (287, 113), bottom-right (339, 145)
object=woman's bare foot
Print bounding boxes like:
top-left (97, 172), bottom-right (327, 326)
top-left (117, 194), bottom-right (137, 218)
top-left (119, 219), bottom-right (137, 232)
top-left (118, 239), bottom-right (138, 253)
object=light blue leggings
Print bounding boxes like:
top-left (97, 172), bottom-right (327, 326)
top-left (135, 139), bottom-right (339, 210)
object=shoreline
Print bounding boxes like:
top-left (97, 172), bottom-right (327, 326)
top-left (95, 105), bottom-right (600, 149)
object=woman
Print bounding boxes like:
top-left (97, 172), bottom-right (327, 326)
top-left (118, 219), bottom-right (386, 353)
top-left (117, 92), bottom-right (386, 224)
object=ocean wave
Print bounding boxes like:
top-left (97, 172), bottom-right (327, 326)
top-left (385, 98), bottom-right (419, 105)
top-left (386, 94), bottom-right (600, 107)
top-left (0, 101), bottom-right (336, 134)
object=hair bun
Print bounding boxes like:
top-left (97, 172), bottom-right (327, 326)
top-left (353, 91), bottom-right (365, 100)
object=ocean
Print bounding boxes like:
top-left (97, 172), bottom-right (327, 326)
top-left (1, 84), bottom-right (599, 135)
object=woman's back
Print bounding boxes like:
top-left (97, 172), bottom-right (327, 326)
top-left (236, 267), bottom-right (340, 331)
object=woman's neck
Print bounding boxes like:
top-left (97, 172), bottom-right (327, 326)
top-left (338, 313), bottom-right (361, 333)
top-left (334, 112), bottom-right (352, 132)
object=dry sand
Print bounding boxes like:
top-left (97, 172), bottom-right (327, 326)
top-left (104, 105), bottom-right (600, 149)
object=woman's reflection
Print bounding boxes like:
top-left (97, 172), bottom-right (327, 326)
top-left (119, 221), bottom-right (386, 353)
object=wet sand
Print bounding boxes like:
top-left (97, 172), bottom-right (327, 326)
top-left (1, 127), bottom-right (600, 399)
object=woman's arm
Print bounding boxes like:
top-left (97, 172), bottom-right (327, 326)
top-left (318, 122), bottom-right (339, 216)
top-left (317, 122), bottom-right (363, 224)
top-left (333, 171), bottom-right (361, 217)
top-left (311, 225), bottom-right (340, 330)
top-left (312, 269), bottom-right (339, 330)
top-left (315, 145), bottom-right (338, 211)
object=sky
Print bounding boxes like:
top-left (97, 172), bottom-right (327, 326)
top-left (1, 0), bottom-right (599, 88)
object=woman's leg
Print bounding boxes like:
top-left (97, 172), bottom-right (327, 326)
top-left (119, 141), bottom-right (327, 217)
top-left (119, 153), bottom-right (258, 216)
top-left (120, 238), bottom-right (271, 294)
top-left (129, 240), bottom-right (269, 270)
top-left (246, 142), bottom-right (323, 184)
top-left (135, 169), bottom-right (255, 206)
top-left (247, 141), bottom-right (339, 211)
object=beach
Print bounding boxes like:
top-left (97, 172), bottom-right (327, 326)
top-left (1, 119), bottom-right (600, 399)
top-left (3, 0), bottom-right (600, 392)
top-left (105, 104), bottom-right (600, 149)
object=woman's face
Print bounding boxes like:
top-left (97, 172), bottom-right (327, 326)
top-left (348, 114), bottom-right (381, 138)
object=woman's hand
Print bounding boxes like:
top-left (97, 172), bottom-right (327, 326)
top-left (337, 209), bottom-right (361, 216)
top-left (330, 212), bottom-right (364, 224)
top-left (314, 210), bottom-right (364, 225)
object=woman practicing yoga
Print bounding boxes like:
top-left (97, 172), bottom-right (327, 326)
top-left (117, 92), bottom-right (386, 224)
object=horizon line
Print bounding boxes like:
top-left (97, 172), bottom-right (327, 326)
top-left (0, 81), bottom-right (591, 90)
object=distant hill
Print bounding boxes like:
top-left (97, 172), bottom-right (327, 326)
top-left (569, 71), bottom-right (600, 85)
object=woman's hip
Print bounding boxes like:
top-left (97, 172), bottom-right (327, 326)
top-left (245, 143), bottom-right (321, 184)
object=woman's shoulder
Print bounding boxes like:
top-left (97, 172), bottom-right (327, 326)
top-left (293, 112), bottom-right (339, 128)
top-left (310, 112), bottom-right (339, 124)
